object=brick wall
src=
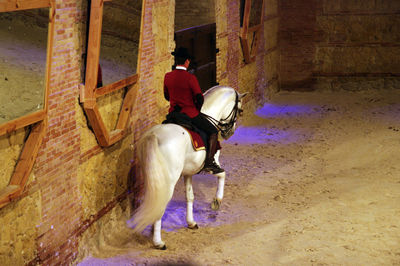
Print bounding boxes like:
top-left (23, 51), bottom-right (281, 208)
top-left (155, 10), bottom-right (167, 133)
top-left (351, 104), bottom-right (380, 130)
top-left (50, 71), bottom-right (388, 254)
top-left (279, 0), bottom-right (400, 91)
top-left (33, 0), bottom-right (82, 263)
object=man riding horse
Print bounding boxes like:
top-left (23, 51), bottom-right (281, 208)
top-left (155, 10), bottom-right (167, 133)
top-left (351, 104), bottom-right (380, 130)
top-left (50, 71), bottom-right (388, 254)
top-left (163, 47), bottom-right (224, 174)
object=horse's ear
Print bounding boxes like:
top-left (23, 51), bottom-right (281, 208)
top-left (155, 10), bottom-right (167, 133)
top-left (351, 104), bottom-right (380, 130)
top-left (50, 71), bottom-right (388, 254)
top-left (239, 92), bottom-right (248, 99)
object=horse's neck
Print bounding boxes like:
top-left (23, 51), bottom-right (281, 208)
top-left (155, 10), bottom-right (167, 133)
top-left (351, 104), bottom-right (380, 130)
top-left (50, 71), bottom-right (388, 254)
top-left (201, 98), bottom-right (226, 121)
top-left (202, 90), bottom-right (234, 121)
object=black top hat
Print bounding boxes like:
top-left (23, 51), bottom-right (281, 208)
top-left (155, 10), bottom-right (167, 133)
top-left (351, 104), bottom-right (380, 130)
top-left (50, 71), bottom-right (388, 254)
top-left (171, 47), bottom-right (193, 60)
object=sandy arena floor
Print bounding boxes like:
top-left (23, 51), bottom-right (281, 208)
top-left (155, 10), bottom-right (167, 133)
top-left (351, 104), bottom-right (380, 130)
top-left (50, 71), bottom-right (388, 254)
top-left (78, 89), bottom-right (400, 265)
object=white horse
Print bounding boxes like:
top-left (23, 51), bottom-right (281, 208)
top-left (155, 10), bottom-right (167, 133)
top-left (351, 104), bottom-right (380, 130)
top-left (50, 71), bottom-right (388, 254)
top-left (128, 85), bottom-right (247, 249)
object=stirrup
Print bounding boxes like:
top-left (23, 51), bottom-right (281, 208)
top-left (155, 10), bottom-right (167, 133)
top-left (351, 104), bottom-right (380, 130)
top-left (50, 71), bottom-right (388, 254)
top-left (203, 161), bottom-right (224, 174)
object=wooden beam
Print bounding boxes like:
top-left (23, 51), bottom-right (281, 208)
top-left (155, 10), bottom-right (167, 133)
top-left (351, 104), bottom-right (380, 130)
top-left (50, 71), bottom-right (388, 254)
top-left (9, 119), bottom-right (47, 186)
top-left (250, 30), bottom-right (260, 59)
top-left (95, 74), bottom-right (138, 98)
top-left (241, 0), bottom-right (251, 38)
top-left (240, 36), bottom-right (252, 64)
top-left (239, 0), bottom-right (264, 64)
top-left (84, 0), bottom-right (103, 98)
top-left (116, 81), bottom-right (139, 130)
top-left (0, 0), bottom-right (50, 12)
top-left (0, 185), bottom-right (21, 209)
top-left (248, 24), bottom-right (262, 34)
top-left (79, 83), bottom-right (86, 103)
top-left (0, 110), bottom-right (46, 136)
top-left (108, 129), bottom-right (124, 146)
top-left (43, 0), bottom-right (55, 111)
top-left (84, 100), bottom-right (110, 147)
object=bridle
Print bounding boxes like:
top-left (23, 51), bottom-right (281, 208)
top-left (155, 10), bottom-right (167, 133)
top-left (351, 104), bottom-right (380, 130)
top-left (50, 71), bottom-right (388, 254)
top-left (202, 91), bottom-right (243, 139)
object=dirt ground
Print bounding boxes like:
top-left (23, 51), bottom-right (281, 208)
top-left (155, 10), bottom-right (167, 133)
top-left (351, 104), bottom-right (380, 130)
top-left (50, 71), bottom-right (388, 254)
top-left (78, 89), bottom-right (400, 265)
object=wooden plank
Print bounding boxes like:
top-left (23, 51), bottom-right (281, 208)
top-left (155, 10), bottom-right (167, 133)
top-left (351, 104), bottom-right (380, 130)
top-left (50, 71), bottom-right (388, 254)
top-left (116, 82), bottom-right (139, 130)
top-left (0, 185), bottom-right (21, 209)
top-left (240, 0), bottom-right (264, 64)
top-left (250, 30), bottom-right (260, 59)
top-left (248, 24), bottom-right (262, 33)
top-left (241, 0), bottom-right (251, 38)
top-left (0, 0), bottom-right (50, 12)
top-left (108, 129), bottom-right (124, 145)
top-left (43, 0), bottom-right (55, 111)
top-left (9, 119), bottom-right (47, 186)
top-left (84, 101), bottom-right (109, 147)
top-left (249, 0), bottom-right (264, 62)
top-left (0, 110), bottom-right (46, 136)
top-left (79, 84), bottom-right (86, 103)
top-left (84, 0), bottom-right (104, 99)
top-left (95, 74), bottom-right (138, 98)
top-left (240, 36), bottom-right (252, 63)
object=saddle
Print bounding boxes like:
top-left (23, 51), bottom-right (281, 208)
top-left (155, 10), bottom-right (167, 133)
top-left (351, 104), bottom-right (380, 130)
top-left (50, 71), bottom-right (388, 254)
top-left (162, 111), bottom-right (208, 151)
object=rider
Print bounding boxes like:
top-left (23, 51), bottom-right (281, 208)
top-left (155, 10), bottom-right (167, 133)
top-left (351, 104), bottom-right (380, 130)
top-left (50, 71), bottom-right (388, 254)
top-left (163, 47), bottom-right (224, 174)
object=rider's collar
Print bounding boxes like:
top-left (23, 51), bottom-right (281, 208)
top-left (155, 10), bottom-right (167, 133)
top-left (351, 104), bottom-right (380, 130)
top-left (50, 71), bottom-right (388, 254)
top-left (175, 66), bottom-right (187, 71)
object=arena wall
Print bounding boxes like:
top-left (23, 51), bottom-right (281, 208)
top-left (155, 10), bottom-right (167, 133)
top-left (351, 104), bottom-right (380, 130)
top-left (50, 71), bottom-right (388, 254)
top-left (279, 0), bottom-right (400, 91)
top-left (175, 0), bottom-right (216, 31)
top-left (0, 0), bottom-right (272, 264)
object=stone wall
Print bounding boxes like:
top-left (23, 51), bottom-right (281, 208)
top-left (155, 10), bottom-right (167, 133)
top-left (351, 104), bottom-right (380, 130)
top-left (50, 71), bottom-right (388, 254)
top-left (0, 0), bottom-right (272, 264)
top-left (175, 0), bottom-right (216, 31)
top-left (279, 0), bottom-right (400, 91)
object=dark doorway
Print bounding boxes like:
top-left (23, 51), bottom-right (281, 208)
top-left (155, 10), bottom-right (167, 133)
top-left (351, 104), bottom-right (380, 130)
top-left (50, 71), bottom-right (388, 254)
top-left (174, 23), bottom-right (218, 92)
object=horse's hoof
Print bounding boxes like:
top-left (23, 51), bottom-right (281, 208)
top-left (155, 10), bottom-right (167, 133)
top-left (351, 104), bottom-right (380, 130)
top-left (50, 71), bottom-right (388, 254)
top-left (211, 198), bottom-right (221, 211)
top-left (155, 244), bottom-right (167, 250)
top-left (188, 223), bottom-right (199, 230)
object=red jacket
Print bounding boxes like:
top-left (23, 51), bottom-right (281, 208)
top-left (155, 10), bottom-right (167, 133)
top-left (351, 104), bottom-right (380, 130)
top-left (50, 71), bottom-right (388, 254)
top-left (164, 68), bottom-right (203, 118)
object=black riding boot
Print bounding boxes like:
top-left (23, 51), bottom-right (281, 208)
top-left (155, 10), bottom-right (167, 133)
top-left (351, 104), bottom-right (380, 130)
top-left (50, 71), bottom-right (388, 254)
top-left (203, 133), bottom-right (224, 174)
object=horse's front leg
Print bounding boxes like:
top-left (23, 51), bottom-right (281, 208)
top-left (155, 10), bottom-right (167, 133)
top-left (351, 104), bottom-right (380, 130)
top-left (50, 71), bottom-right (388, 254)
top-left (211, 150), bottom-right (225, 211)
top-left (184, 175), bottom-right (198, 229)
top-left (211, 171), bottom-right (225, 210)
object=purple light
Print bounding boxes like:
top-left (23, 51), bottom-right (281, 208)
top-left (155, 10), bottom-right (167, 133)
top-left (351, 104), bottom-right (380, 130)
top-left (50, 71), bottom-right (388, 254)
top-left (225, 126), bottom-right (302, 144)
top-left (255, 103), bottom-right (319, 118)
top-left (224, 103), bottom-right (320, 145)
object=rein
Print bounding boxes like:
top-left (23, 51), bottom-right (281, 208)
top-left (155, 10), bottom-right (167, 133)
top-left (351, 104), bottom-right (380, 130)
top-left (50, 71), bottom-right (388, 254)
top-left (201, 91), bottom-right (240, 139)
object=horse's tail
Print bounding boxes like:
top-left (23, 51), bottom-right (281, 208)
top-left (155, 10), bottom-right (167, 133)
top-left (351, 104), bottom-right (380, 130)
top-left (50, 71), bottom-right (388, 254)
top-left (129, 133), bottom-right (171, 232)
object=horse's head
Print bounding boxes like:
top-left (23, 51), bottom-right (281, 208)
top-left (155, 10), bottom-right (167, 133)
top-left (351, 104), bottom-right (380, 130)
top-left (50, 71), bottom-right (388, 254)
top-left (202, 86), bottom-right (248, 140)
top-left (218, 90), bottom-right (247, 139)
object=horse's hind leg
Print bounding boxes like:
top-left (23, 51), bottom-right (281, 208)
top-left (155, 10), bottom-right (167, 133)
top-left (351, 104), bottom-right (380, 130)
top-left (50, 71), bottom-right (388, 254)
top-left (184, 175), bottom-right (198, 229)
top-left (152, 219), bottom-right (166, 250)
top-left (152, 184), bottom-right (175, 250)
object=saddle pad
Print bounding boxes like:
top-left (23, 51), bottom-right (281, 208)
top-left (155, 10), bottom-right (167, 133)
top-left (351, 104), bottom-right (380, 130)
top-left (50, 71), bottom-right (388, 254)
top-left (184, 128), bottom-right (206, 151)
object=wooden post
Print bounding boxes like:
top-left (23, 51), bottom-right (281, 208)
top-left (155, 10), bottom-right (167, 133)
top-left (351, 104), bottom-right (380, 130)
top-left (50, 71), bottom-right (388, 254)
top-left (240, 0), bottom-right (265, 64)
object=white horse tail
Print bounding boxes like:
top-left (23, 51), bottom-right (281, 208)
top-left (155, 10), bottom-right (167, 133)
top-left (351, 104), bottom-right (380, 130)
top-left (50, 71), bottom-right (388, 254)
top-left (129, 133), bottom-right (170, 233)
